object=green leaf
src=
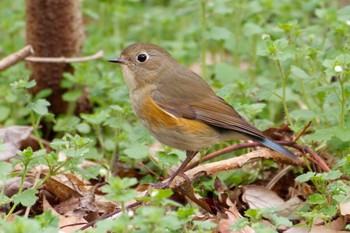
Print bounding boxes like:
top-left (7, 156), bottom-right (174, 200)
top-left (295, 171), bottom-right (315, 182)
top-left (193, 220), bottom-right (217, 230)
top-left (270, 214), bottom-right (293, 227)
top-left (53, 116), bottom-right (80, 132)
top-left (34, 211), bottom-right (59, 231)
top-left (205, 27), bottom-right (232, 41)
top-left (0, 161), bottom-right (12, 179)
top-left (243, 22), bottom-right (263, 36)
top-left (176, 205), bottom-right (197, 219)
top-left (307, 193), bottom-right (326, 205)
top-left (62, 90), bottom-right (82, 102)
top-left (245, 208), bottom-right (262, 221)
top-left (148, 188), bottom-right (173, 205)
top-left (28, 99), bottom-right (50, 116)
top-left (102, 177), bottom-right (138, 202)
top-left (320, 205), bottom-right (337, 217)
top-left (252, 222), bottom-right (277, 233)
top-left (0, 106), bottom-right (10, 121)
top-left (34, 89), bottom-right (52, 100)
top-left (157, 151), bottom-right (180, 168)
top-left (229, 218), bottom-right (250, 231)
top-left (290, 66), bottom-right (310, 79)
top-left (320, 170), bottom-right (342, 181)
top-left (76, 122), bottom-right (91, 134)
top-left (13, 188), bottom-right (38, 206)
top-left (81, 110), bottom-right (110, 125)
top-left (0, 193), bottom-right (11, 205)
top-left (214, 63), bottom-right (245, 84)
top-left (327, 181), bottom-right (350, 197)
top-left (1, 216), bottom-right (41, 233)
top-left (161, 215), bottom-right (182, 230)
top-left (333, 126), bottom-right (350, 142)
top-left (123, 144), bottom-right (149, 159)
top-left (304, 129), bottom-right (334, 142)
top-left (290, 109), bottom-right (316, 121)
top-left (337, 5), bottom-right (350, 21)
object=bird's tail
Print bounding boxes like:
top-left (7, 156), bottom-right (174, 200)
top-left (252, 136), bottom-right (297, 162)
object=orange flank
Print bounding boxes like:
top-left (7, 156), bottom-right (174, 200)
top-left (143, 96), bottom-right (213, 134)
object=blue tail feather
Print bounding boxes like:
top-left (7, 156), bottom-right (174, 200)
top-left (254, 137), bottom-right (297, 162)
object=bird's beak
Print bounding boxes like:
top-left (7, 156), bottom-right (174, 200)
top-left (107, 57), bottom-right (128, 65)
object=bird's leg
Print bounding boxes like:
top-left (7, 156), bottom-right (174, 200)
top-left (151, 150), bottom-right (198, 189)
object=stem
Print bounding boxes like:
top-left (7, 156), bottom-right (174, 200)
top-left (5, 163), bottom-right (29, 220)
top-left (94, 125), bottom-right (105, 155)
top-left (299, 79), bottom-right (312, 110)
top-left (27, 92), bottom-right (44, 149)
top-left (52, 157), bottom-right (73, 174)
top-left (200, 0), bottom-right (207, 79)
top-left (275, 59), bottom-right (292, 125)
top-left (339, 74), bottom-right (346, 127)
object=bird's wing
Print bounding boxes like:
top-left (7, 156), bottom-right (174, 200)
top-left (152, 69), bottom-right (265, 139)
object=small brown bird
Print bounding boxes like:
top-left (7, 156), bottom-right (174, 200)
top-left (109, 42), bottom-right (296, 187)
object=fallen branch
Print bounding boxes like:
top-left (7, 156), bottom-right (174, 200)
top-left (0, 45), bottom-right (34, 71)
top-left (170, 149), bottom-right (290, 188)
top-left (185, 140), bottom-right (330, 172)
top-left (25, 50), bottom-right (104, 63)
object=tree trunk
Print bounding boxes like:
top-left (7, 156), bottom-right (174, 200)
top-left (26, 0), bottom-right (88, 115)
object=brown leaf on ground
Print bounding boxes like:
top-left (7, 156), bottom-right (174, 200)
top-left (285, 225), bottom-right (349, 233)
top-left (0, 176), bottom-right (35, 197)
top-left (218, 199), bottom-right (255, 233)
top-left (242, 185), bottom-right (285, 209)
top-left (340, 195), bottom-right (350, 215)
top-left (43, 195), bottom-right (87, 233)
top-left (0, 126), bottom-right (33, 161)
top-left (242, 185), bottom-right (304, 222)
top-left (44, 175), bottom-right (83, 202)
top-left (43, 174), bottom-right (98, 219)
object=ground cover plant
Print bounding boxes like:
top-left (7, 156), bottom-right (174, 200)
top-left (0, 0), bottom-right (349, 232)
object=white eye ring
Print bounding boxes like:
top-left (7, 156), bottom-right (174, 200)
top-left (136, 53), bottom-right (148, 63)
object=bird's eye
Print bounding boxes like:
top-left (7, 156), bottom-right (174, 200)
top-left (136, 53), bottom-right (148, 63)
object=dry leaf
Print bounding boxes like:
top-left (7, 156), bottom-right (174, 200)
top-left (285, 226), bottom-right (348, 233)
top-left (0, 177), bottom-right (35, 197)
top-left (242, 185), bottom-right (285, 209)
top-left (218, 199), bottom-right (255, 233)
top-left (0, 126), bottom-right (33, 161)
top-left (43, 194), bottom-right (87, 233)
top-left (340, 196), bottom-right (350, 215)
top-left (277, 196), bottom-right (305, 220)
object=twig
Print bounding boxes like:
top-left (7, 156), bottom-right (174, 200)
top-left (79, 201), bottom-right (143, 230)
top-left (266, 165), bottom-right (293, 190)
top-left (294, 121), bottom-right (312, 142)
top-left (25, 50), bottom-right (104, 63)
top-left (0, 45), bottom-right (34, 71)
top-left (186, 142), bottom-right (272, 171)
top-left (170, 149), bottom-right (291, 188)
top-left (186, 140), bottom-right (330, 172)
top-left (295, 144), bottom-right (330, 172)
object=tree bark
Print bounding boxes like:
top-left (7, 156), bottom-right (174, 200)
top-left (26, 0), bottom-right (88, 114)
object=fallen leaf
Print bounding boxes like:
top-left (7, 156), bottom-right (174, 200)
top-left (218, 199), bottom-right (255, 233)
top-left (242, 185), bottom-right (285, 209)
top-left (0, 176), bottom-right (35, 197)
top-left (0, 126), bottom-right (33, 161)
top-left (340, 196), bottom-right (350, 215)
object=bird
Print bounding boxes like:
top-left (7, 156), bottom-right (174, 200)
top-left (108, 42), bottom-right (297, 188)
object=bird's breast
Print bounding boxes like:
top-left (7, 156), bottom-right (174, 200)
top-left (130, 90), bottom-right (220, 151)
